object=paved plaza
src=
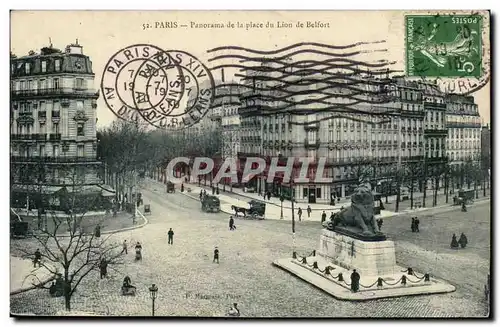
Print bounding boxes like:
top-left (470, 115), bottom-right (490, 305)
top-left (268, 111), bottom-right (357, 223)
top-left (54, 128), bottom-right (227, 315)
top-left (10, 182), bottom-right (490, 317)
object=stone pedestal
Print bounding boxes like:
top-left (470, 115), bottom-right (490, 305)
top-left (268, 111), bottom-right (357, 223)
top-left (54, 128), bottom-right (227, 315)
top-left (318, 229), bottom-right (397, 277)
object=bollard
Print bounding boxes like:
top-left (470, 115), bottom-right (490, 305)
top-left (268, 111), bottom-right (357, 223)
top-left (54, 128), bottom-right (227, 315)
top-left (313, 261), bottom-right (318, 269)
top-left (377, 277), bottom-right (383, 288)
top-left (302, 257), bottom-right (307, 264)
top-left (324, 266), bottom-right (331, 275)
top-left (401, 275), bottom-right (407, 286)
top-left (292, 252), bottom-right (297, 259)
top-left (408, 267), bottom-right (414, 275)
top-left (312, 250), bottom-right (316, 256)
top-left (338, 273), bottom-right (344, 282)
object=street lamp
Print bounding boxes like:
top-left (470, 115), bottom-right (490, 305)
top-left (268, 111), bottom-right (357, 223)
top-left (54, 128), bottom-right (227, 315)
top-left (149, 283), bottom-right (158, 316)
top-left (280, 195), bottom-right (284, 219)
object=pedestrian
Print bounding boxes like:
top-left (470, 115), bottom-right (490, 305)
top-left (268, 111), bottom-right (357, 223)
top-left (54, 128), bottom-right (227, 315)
top-left (414, 217), bottom-right (420, 232)
top-left (99, 258), bottom-right (108, 279)
top-left (450, 233), bottom-right (459, 249)
top-left (199, 190), bottom-right (203, 200)
top-left (33, 248), bottom-right (41, 268)
top-left (330, 212), bottom-right (335, 221)
top-left (203, 189), bottom-right (207, 197)
top-left (350, 269), bottom-right (360, 293)
top-left (321, 211), bottom-right (327, 223)
top-left (213, 247), bottom-right (219, 264)
top-left (229, 216), bottom-right (236, 231)
top-left (267, 192), bottom-right (271, 201)
top-left (121, 240), bottom-right (128, 254)
top-left (411, 218), bottom-right (416, 232)
top-left (377, 218), bottom-right (383, 230)
top-left (228, 303), bottom-right (240, 317)
top-left (307, 205), bottom-right (311, 218)
top-left (181, 183), bottom-right (184, 192)
top-left (459, 233), bottom-right (468, 248)
top-left (212, 186), bottom-right (215, 195)
top-left (95, 224), bottom-right (101, 238)
top-left (168, 228), bottom-right (174, 245)
top-left (298, 208), bottom-right (302, 221)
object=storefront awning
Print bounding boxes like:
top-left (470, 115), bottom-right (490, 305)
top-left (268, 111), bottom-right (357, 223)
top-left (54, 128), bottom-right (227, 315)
top-left (11, 185), bottom-right (63, 194)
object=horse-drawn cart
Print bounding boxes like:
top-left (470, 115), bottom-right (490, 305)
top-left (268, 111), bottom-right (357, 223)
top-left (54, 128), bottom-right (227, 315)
top-left (453, 189), bottom-right (475, 205)
top-left (232, 200), bottom-right (266, 220)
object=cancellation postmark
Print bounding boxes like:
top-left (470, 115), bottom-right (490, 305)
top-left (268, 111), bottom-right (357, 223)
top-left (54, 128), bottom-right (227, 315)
top-left (101, 44), bottom-right (215, 129)
top-left (405, 13), bottom-right (490, 95)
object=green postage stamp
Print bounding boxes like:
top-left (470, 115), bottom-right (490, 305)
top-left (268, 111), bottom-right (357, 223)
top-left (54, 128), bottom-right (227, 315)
top-left (406, 14), bottom-right (482, 78)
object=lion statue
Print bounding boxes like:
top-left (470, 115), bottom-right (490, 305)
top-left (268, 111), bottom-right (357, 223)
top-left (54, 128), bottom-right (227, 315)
top-left (326, 182), bottom-right (382, 236)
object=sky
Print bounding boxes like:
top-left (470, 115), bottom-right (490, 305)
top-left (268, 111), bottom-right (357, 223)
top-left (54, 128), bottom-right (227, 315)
top-left (10, 10), bottom-right (491, 128)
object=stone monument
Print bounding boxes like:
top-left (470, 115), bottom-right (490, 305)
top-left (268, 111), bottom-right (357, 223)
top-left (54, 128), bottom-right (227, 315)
top-left (274, 180), bottom-right (455, 300)
top-left (319, 181), bottom-right (397, 276)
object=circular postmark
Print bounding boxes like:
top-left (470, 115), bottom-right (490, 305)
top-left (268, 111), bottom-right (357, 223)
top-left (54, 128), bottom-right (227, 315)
top-left (101, 44), bottom-right (215, 130)
top-left (133, 50), bottom-right (215, 129)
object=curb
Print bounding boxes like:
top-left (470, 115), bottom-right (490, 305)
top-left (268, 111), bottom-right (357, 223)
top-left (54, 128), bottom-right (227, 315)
top-left (36, 213), bottom-right (149, 239)
top-left (10, 264), bottom-right (57, 296)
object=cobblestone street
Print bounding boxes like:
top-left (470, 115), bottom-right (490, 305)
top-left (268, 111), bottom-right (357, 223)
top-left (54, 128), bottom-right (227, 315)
top-left (10, 185), bottom-right (490, 317)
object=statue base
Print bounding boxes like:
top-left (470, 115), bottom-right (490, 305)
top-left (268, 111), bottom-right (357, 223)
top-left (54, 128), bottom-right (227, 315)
top-left (273, 229), bottom-right (456, 301)
top-left (318, 229), bottom-right (396, 276)
top-left (332, 226), bottom-right (387, 242)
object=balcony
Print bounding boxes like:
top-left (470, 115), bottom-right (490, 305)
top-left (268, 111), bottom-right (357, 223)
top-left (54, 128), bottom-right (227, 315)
top-left (11, 88), bottom-right (100, 100)
top-left (304, 122), bottom-right (319, 131)
top-left (304, 138), bottom-right (320, 149)
top-left (49, 133), bottom-right (62, 141)
top-left (52, 111), bottom-right (61, 119)
top-left (424, 102), bottom-right (447, 110)
top-left (11, 155), bottom-right (101, 164)
top-left (38, 111), bottom-right (47, 119)
top-left (424, 129), bottom-right (448, 136)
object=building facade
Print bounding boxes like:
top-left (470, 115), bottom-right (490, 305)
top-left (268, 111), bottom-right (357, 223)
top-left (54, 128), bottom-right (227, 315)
top-left (238, 68), bottom-right (460, 204)
top-left (445, 94), bottom-right (482, 165)
top-left (10, 42), bottom-right (104, 211)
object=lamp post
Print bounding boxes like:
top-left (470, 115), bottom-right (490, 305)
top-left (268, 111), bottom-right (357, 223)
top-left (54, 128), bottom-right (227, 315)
top-left (149, 283), bottom-right (158, 316)
top-left (280, 195), bottom-right (284, 219)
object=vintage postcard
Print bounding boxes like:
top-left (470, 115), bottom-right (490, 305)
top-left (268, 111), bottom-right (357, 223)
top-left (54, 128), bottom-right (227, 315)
top-left (10, 10), bottom-right (491, 318)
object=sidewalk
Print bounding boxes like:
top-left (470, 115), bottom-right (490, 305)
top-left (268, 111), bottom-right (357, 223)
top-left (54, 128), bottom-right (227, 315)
top-left (144, 178), bottom-right (396, 222)
top-left (18, 210), bottom-right (147, 236)
top-left (10, 256), bottom-right (55, 295)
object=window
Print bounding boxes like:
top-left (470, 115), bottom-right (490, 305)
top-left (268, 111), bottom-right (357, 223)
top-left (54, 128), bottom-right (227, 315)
top-left (316, 188), bottom-right (322, 198)
top-left (303, 187), bottom-right (308, 199)
top-left (25, 63), bottom-right (31, 74)
top-left (75, 78), bottom-right (85, 89)
top-left (53, 122), bottom-right (59, 134)
top-left (308, 131), bottom-right (316, 144)
top-left (53, 145), bottom-right (59, 157)
top-left (27, 80), bottom-right (33, 90)
top-left (39, 144), bottom-right (45, 157)
top-left (77, 144), bottom-right (84, 157)
top-left (20, 81), bottom-right (25, 90)
top-left (77, 100), bottom-right (84, 110)
top-left (53, 100), bottom-right (60, 111)
top-left (39, 79), bottom-right (46, 90)
top-left (53, 78), bottom-right (60, 89)
top-left (39, 122), bottom-right (46, 134)
top-left (41, 61), bottom-right (47, 73)
top-left (55, 59), bottom-right (61, 72)
top-left (77, 123), bottom-right (85, 136)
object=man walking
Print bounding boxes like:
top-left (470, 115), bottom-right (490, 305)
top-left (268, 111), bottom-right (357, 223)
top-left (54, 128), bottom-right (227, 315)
top-left (229, 216), bottom-right (236, 231)
top-left (33, 249), bottom-right (42, 268)
top-left (168, 228), bottom-right (174, 245)
top-left (321, 211), bottom-right (327, 223)
top-left (213, 247), bottom-right (220, 264)
top-left (307, 205), bottom-right (312, 218)
top-left (298, 208), bottom-right (302, 221)
top-left (414, 217), bottom-right (420, 232)
top-left (121, 240), bottom-right (128, 254)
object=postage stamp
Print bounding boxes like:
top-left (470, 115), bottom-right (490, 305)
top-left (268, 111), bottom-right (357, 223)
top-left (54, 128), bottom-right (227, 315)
top-left (406, 14), bottom-right (483, 78)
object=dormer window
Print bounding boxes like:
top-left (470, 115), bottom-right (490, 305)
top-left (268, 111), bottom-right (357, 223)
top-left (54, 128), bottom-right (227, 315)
top-left (55, 59), bottom-right (61, 72)
top-left (25, 62), bottom-right (31, 74)
top-left (41, 61), bottom-right (47, 73)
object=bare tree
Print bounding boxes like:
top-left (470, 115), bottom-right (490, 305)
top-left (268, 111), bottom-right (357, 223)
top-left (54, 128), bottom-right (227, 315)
top-left (13, 166), bottom-right (123, 312)
top-left (403, 161), bottom-right (423, 209)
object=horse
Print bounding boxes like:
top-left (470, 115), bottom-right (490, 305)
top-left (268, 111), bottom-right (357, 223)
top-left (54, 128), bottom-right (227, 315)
top-left (231, 205), bottom-right (247, 217)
